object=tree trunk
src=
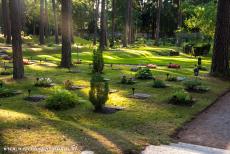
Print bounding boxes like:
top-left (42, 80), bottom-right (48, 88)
top-left (52, 0), bottom-right (59, 44)
top-left (44, 0), bottom-right (49, 38)
top-left (2, 0), bottom-right (11, 44)
top-left (127, 0), bottom-right (133, 44)
top-left (155, 0), bottom-right (162, 43)
top-left (70, 0), bottom-right (74, 44)
top-left (19, 0), bottom-right (26, 31)
top-left (99, 0), bottom-right (106, 50)
top-left (61, 0), bottom-right (72, 68)
top-left (123, 0), bottom-right (132, 46)
top-left (130, 0), bottom-right (134, 44)
top-left (9, 0), bottom-right (24, 79)
top-left (175, 0), bottom-right (182, 46)
top-left (39, 0), bottom-right (45, 44)
top-left (211, 0), bottom-right (230, 76)
top-left (110, 0), bottom-right (115, 47)
top-left (93, 0), bottom-right (99, 45)
top-left (2, 0), bottom-right (6, 37)
top-left (123, 0), bottom-right (129, 47)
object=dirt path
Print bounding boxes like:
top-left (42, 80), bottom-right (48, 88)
top-left (177, 91), bottom-right (230, 150)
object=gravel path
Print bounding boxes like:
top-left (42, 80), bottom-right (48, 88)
top-left (177, 91), bottom-right (230, 150)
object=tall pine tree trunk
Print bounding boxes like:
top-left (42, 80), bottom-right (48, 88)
top-left (39, 0), bottom-right (45, 44)
top-left (110, 0), bottom-right (115, 47)
top-left (2, 0), bottom-right (11, 44)
top-left (93, 0), bottom-right (99, 45)
top-left (127, 0), bottom-right (133, 44)
top-left (99, 0), bottom-right (106, 50)
top-left (61, 0), bottom-right (72, 68)
top-left (2, 0), bottom-right (6, 37)
top-left (211, 0), bottom-right (230, 76)
top-left (19, 0), bottom-right (25, 31)
top-left (155, 0), bottom-right (162, 43)
top-left (175, 0), bottom-right (182, 46)
top-left (9, 0), bottom-right (24, 79)
top-left (52, 0), bottom-right (59, 44)
top-left (123, 0), bottom-right (132, 46)
top-left (44, 0), bottom-right (49, 38)
top-left (123, 0), bottom-right (129, 47)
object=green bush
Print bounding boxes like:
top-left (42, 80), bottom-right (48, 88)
top-left (184, 80), bottom-right (209, 93)
top-left (153, 79), bottom-right (167, 88)
top-left (184, 80), bottom-right (202, 90)
top-left (136, 68), bottom-right (153, 80)
top-left (89, 74), bottom-right (109, 112)
top-left (120, 76), bottom-right (136, 85)
top-left (45, 89), bottom-right (78, 110)
top-left (0, 87), bottom-right (18, 98)
top-left (169, 91), bottom-right (194, 106)
top-left (92, 49), bottom-right (104, 74)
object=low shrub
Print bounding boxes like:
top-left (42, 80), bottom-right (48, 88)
top-left (184, 80), bottom-right (209, 93)
top-left (0, 87), bottom-right (18, 98)
top-left (89, 74), bottom-right (109, 112)
top-left (35, 77), bottom-right (54, 87)
top-left (184, 80), bottom-right (201, 90)
top-left (120, 76), bottom-right (136, 85)
top-left (153, 79), bottom-right (167, 88)
top-left (136, 68), bottom-right (153, 80)
top-left (169, 91), bottom-right (195, 106)
top-left (45, 89), bottom-right (78, 110)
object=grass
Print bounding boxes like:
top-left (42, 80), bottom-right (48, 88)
top-left (0, 36), bottom-right (229, 153)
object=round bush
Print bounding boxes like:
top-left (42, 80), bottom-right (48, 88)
top-left (45, 89), bottom-right (78, 110)
top-left (136, 68), bottom-right (153, 79)
top-left (153, 79), bottom-right (167, 88)
top-left (169, 91), bottom-right (194, 106)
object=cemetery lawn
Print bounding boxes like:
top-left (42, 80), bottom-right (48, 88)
top-left (0, 40), bottom-right (229, 153)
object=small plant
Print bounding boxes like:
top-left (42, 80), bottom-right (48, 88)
top-left (35, 77), bottom-right (54, 87)
top-left (0, 87), bottom-right (18, 98)
top-left (184, 80), bottom-right (209, 93)
top-left (64, 80), bottom-right (74, 90)
top-left (169, 91), bottom-right (195, 106)
top-left (120, 76), bottom-right (136, 85)
top-left (89, 74), bottom-right (109, 112)
top-left (184, 80), bottom-right (201, 90)
top-left (121, 76), bottom-right (127, 84)
top-left (45, 89), bottom-right (78, 110)
top-left (153, 79), bottom-right (167, 88)
top-left (127, 78), bottom-right (136, 85)
top-left (136, 67), bottom-right (153, 80)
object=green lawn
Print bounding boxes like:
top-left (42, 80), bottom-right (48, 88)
top-left (0, 38), bottom-right (229, 154)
